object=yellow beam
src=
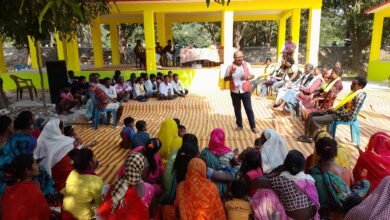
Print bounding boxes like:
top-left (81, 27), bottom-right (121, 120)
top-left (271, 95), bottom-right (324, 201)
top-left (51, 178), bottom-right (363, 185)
top-left (291, 9), bottom-right (301, 62)
top-left (91, 21), bottom-right (104, 67)
top-left (235, 14), bottom-right (279, 21)
top-left (99, 17), bottom-right (143, 24)
top-left (111, 0), bottom-right (322, 13)
top-left (143, 10), bottom-right (156, 71)
top-left (221, 11), bottom-right (225, 46)
top-left (109, 23), bottom-right (120, 65)
top-left (66, 36), bottom-right (80, 71)
top-left (369, 13), bottom-right (384, 62)
top-left (277, 18), bottom-right (287, 62)
top-left (166, 14), bottom-right (279, 23)
top-left (55, 33), bottom-right (66, 61)
top-left (28, 36), bottom-right (39, 69)
top-left (0, 39), bottom-right (6, 73)
top-left (279, 10), bottom-right (292, 20)
top-left (156, 13), bottom-right (166, 44)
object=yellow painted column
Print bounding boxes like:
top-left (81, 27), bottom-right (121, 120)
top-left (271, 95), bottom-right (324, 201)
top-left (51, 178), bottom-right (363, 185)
top-left (221, 11), bottom-right (225, 46)
top-left (28, 36), bottom-right (39, 69)
top-left (369, 13), bottom-right (384, 62)
top-left (306, 8), bottom-right (322, 66)
top-left (0, 39), bottom-right (6, 73)
top-left (222, 11), bottom-right (234, 65)
top-left (143, 10), bottom-right (157, 71)
top-left (277, 18), bottom-right (287, 62)
top-left (110, 23), bottom-right (120, 65)
top-left (291, 9), bottom-right (301, 63)
top-left (55, 33), bottom-right (67, 61)
top-left (165, 21), bottom-right (172, 43)
top-left (91, 21), bottom-right (104, 67)
top-left (66, 36), bottom-right (80, 71)
top-left (156, 13), bottom-right (166, 44)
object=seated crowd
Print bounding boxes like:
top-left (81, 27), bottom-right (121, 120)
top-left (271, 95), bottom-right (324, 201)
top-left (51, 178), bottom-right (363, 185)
top-left (0, 110), bottom-right (389, 220)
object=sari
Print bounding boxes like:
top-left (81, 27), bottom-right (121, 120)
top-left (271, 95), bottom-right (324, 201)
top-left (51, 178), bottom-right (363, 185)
top-left (260, 129), bottom-right (289, 174)
top-left (176, 158), bottom-right (226, 220)
top-left (35, 119), bottom-right (75, 191)
top-left (160, 149), bottom-right (179, 204)
top-left (250, 189), bottom-right (290, 220)
top-left (0, 132), bottom-right (55, 196)
top-left (353, 132), bottom-right (390, 191)
top-left (345, 176), bottom-right (390, 220)
top-left (158, 119), bottom-right (182, 160)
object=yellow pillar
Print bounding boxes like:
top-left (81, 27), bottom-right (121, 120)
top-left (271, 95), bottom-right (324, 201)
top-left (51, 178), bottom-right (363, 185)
top-left (28, 36), bottom-right (39, 69)
top-left (156, 13), bottom-right (166, 44)
top-left (143, 10), bottom-right (157, 71)
top-left (55, 33), bottom-right (66, 61)
top-left (306, 8), bottom-right (322, 66)
top-left (221, 12), bottom-right (225, 46)
top-left (165, 21), bottom-right (172, 43)
top-left (110, 23), bottom-right (120, 65)
top-left (291, 9), bottom-right (301, 63)
top-left (0, 39), bottom-right (6, 73)
top-left (277, 18), bottom-right (287, 62)
top-left (66, 36), bottom-right (80, 71)
top-left (91, 21), bottom-right (104, 67)
top-left (369, 13), bottom-right (384, 62)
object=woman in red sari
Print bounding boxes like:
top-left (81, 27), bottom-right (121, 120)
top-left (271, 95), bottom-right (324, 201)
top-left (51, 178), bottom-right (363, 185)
top-left (353, 132), bottom-right (390, 191)
top-left (1, 154), bottom-right (50, 220)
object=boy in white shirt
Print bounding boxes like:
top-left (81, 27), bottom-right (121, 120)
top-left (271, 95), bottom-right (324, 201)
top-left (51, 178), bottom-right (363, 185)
top-left (143, 73), bottom-right (158, 96)
top-left (158, 75), bottom-right (177, 100)
top-left (133, 77), bottom-right (148, 102)
top-left (102, 77), bottom-right (117, 99)
top-left (172, 74), bottom-right (188, 97)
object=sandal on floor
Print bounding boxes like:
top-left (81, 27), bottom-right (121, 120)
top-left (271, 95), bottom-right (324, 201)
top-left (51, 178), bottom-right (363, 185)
top-left (297, 136), bottom-right (313, 143)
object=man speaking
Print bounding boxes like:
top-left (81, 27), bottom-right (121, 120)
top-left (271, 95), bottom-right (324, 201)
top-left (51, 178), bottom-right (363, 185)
top-left (224, 51), bottom-right (258, 133)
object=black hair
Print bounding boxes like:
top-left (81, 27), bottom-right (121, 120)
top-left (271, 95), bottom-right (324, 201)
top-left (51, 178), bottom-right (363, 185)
top-left (89, 73), bottom-right (99, 81)
top-left (124, 117), bottom-right (135, 127)
top-left (173, 118), bottom-right (180, 128)
top-left (68, 70), bottom-right (75, 78)
top-left (286, 57), bottom-right (295, 65)
top-left (254, 137), bottom-right (262, 146)
top-left (14, 111), bottom-right (33, 130)
top-left (143, 138), bottom-right (162, 172)
top-left (231, 180), bottom-right (249, 199)
top-left (182, 133), bottom-right (198, 146)
top-left (265, 57), bottom-right (272, 62)
top-left (68, 148), bottom-right (94, 172)
top-left (141, 73), bottom-right (148, 79)
top-left (0, 115), bottom-right (12, 135)
top-left (179, 125), bottom-right (186, 130)
top-left (103, 77), bottom-right (111, 83)
top-left (315, 137), bottom-right (338, 162)
top-left (135, 120), bottom-right (146, 131)
top-left (173, 143), bottom-right (199, 183)
top-left (173, 73), bottom-right (178, 77)
top-left (64, 125), bottom-right (73, 136)
top-left (136, 76), bottom-right (143, 83)
top-left (79, 76), bottom-right (86, 81)
top-left (150, 74), bottom-right (156, 79)
top-left (130, 73), bottom-right (137, 77)
top-left (354, 76), bottom-right (367, 89)
top-left (240, 149), bottom-right (262, 174)
top-left (332, 68), bottom-right (343, 76)
top-left (114, 70), bottom-right (121, 77)
top-left (284, 150), bottom-right (305, 175)
top-left (2, 154), bottom-right (35, 184)
top-left (157, 72), bottom-right (163, 76)
top-left (164, 75), bottom-right (169, 80)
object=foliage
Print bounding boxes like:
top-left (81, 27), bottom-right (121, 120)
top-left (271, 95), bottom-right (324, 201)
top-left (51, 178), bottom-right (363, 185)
top-left (172, 22), bottom-right (218, 48)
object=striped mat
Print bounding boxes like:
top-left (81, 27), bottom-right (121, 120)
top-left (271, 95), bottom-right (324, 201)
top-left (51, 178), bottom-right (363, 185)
top-left (74, 89), bottom-right (390, 184)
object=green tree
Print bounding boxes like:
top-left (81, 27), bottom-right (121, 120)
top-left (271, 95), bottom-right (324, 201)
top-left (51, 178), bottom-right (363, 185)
top-left (0, 0), bottom-right (110, 105)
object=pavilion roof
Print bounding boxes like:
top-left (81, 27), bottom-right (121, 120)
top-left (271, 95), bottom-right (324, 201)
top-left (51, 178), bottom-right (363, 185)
top-left (365, 0), bottom-right (390, 14)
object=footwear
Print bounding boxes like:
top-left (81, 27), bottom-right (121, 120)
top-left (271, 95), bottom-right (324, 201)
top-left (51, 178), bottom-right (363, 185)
top-left (297, 136), bottom-right (313, 143)
top-left (251, 128), bottom-right (259, 133)
top-left (235, 127), bottom-right (243, 131)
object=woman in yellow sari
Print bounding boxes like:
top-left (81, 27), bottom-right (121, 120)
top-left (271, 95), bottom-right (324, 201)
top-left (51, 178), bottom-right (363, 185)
top-left (158, 119), bottom-right (183, 160)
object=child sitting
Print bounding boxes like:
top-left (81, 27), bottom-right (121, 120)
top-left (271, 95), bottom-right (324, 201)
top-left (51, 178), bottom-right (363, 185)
top-left (131, 120), bottom-right (151, 149)
top-left (225, 180), bottom-right (252, 220)
top-left (120, 117), bottom-right (136, 149)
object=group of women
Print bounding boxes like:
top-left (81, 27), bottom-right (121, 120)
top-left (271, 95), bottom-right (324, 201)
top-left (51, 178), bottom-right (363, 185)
top-left (0, 112), bottom-right (389, 220)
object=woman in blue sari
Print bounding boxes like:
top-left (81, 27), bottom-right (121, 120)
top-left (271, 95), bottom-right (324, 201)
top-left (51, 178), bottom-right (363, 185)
top-left (0, 111), bottom-right (55, 196)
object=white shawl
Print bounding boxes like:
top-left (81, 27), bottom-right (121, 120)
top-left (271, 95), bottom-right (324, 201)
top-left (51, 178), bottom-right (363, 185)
top-left (261, 129), bottom-right (289, 174)
top-left (34, 119), bottom-right (74, 176)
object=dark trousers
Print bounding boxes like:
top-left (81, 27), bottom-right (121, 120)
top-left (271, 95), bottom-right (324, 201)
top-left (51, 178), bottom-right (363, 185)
top-left (231, 91), bottom-right (256, 129)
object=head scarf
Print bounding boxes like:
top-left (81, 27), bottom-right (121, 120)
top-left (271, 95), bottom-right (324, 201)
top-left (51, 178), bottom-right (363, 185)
top-left (34, 119), bottom-right (74, 176)
top-left (158, 119), bottom-right (182, 160)
top-left (208, 128), bottom-right (231, 155)
top-left (176, 158), bottom-right (226, 220)
top-left (111, 152), bottom-right (145, 211)
top-left (353, 132), bottom-right (390, 190)
top-left (261, 129), bottom-right (289, 173)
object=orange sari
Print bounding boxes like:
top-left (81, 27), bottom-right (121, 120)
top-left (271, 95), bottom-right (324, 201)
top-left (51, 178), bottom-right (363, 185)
top-left (176, 158), bottom-right (226, 220)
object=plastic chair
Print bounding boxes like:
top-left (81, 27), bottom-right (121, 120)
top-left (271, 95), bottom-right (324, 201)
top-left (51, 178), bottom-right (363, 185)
top-left (89, 90), bottom-right (117, 129)
top-left (9, 75), bottom-right (38, 101)
top-left (328, 93), bottom-right (367, 147)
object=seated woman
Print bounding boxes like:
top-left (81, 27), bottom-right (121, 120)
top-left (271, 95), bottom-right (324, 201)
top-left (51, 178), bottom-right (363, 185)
top-left (0, 111), bottom-right (55, 197)
top-left (34, 119), bottom-right (75, 192)
top-left (308, 137), bottom-right (370, 219)
top-left (1, 154), bottom-right (51, 220)
top-left (133, 77), bottom-right (149, 102)
top-left (345, 176), bottom-right (390, 220)
top-left (252, 150), bottom-right (320, 220)
top-left (353, 132), bottom-right (390, 191)
top-left (160, 134), bottom-right (199, 205)
top-left (200, 128), bottom-right (238, 197)
top-left (260, 58), bottom-right (287, 97)
top-left (158, 119), bottom-right (182, 161)
top-left (250, 57), bottom-right (276, 95)
top-left (175, 158), bottom-right (226, 220)
top-left (97, 152), bottom-right (150, 219)
top-left (239, 148), bottom-right (263, 196)
top-left (62, 148), bottom-right (103, 220)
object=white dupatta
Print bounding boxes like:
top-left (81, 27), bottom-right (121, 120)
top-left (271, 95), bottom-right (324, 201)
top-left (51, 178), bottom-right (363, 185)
top-left (261, 129), bottom-right (289, 174)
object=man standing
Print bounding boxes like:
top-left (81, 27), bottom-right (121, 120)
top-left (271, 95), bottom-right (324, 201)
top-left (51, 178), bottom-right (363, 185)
top-left (163, 40), bottom-right (176, 66)
top-left (282, 36), bottom-right (296, 59)
top-left (224, 51), bottom-right (258, 133)
top-left (133, 40), bottom-right (146, 68)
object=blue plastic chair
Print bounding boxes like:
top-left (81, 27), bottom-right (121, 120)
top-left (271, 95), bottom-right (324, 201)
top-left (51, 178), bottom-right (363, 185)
top-left (328, 93), bottom-right (367, 147)
top-left (89, 90), bottom-right (117, 129)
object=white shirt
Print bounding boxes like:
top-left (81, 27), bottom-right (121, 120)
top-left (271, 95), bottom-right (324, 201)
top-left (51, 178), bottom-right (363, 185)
top-left (172, 80), bottom-right (185, 93)
top-left (144, 79), bottom-right (156, 92)
top-left (134, 83), bottom-right (145, 97)
top-left (102, 85), bottom-right (117, 99)
top-left (224, 62), bottom-right (254, 93)
top-left (159, 82), bottom-right (173, 96)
